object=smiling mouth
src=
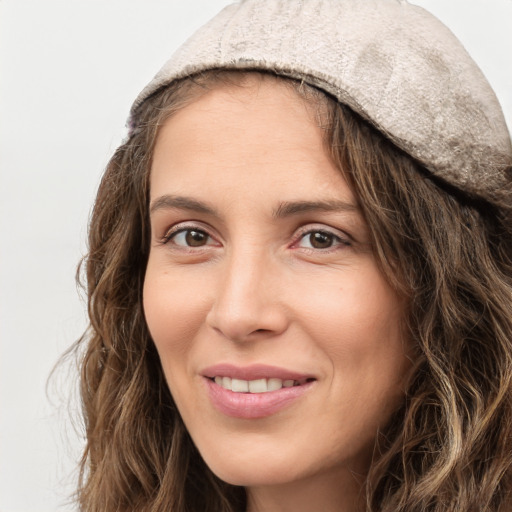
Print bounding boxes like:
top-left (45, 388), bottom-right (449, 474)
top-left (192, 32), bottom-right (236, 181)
top-left (210, 376), bottom-right (315, 393)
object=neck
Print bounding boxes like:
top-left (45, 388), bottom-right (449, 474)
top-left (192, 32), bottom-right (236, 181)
top-left (246, 466), bottom-right (366, 512)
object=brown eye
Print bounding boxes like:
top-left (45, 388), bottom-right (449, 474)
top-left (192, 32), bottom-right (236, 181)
top-left (296, 229), bottom-right (349, 250)
top-left (309, 232), bottom-right (334, 249)
top-left (185, 230), bottom-right (208, 247)
top-left (167, 228), bottom-right (212, 247)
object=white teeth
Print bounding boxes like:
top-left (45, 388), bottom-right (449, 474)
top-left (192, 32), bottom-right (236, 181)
top-left (213, 376), bottom-right (305, 393)
top-left (267, 378), bottom-right (283, 391)
top-left (248, 378), bottom-right (267, 393)
top-left (231, 378), bottom-right (249, 392)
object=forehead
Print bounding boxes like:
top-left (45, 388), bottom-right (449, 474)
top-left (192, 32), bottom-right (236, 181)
top-left (150, 77), bottom-right (352, 205)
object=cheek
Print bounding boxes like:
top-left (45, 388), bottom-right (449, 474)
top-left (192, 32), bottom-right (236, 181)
top-left (143, 264), bottom-right (209, 363)
top-left (292, 265), bottom-right (405, 354)
top-left (143, 265), bottom-right (214, 418)
top-left (295, 265), bottom-right (409, 416)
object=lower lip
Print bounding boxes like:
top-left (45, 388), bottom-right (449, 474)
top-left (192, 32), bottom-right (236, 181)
top-left (204, 378), bottom-right (314, 419)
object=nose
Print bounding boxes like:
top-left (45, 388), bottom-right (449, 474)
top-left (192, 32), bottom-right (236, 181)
top-left (205, 249), bottom-right (289, 342)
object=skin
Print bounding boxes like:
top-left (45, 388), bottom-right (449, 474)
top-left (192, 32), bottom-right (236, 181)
top-left (144, 77), bottom-right (410, 512)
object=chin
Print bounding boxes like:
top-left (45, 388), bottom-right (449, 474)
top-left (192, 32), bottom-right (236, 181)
top-left (195, 436), bottom-right (305, 487)
top-left (207, 460), bottom-right (299, 487)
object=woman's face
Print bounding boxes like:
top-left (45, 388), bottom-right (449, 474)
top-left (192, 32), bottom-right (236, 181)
top-left (144, 78), bottom-right (410, 497)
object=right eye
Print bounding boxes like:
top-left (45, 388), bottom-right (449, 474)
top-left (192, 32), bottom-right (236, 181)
top-left (165, 228), bottom-right (214, 247)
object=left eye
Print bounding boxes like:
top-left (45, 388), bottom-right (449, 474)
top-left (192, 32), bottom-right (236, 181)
top-left (297, 231), bottom-right (345, 249)
top-left (168, 229), bottom-right (213, 247)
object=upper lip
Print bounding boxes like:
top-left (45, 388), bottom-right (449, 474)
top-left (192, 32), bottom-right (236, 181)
top-left (201, 363), bottom-right (316, 382)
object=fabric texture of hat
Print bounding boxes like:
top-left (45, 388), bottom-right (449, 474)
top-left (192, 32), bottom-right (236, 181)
top-left (129, 0), bottom-right (512, 205)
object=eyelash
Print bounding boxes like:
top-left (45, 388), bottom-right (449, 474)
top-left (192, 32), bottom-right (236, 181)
top-left (292, 228), bottom-right (351, 252)
top-left (161, 224), bottom-right (218, 249)
top-left (160, 224), bottom-right (351, 253)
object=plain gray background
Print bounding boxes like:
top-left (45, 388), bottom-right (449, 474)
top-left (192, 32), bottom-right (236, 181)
top-left (1, 1), bottom-right (511, 510)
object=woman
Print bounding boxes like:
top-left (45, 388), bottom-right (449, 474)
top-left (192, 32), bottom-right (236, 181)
top-left (76, 0), bottom-right (512, 510)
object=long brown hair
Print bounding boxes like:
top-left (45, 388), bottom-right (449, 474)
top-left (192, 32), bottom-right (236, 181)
top-left (75, 71), bottom-right (512, 511)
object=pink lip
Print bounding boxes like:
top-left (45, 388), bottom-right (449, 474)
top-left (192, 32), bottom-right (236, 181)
top-left (201, 364), bottom-right (316, 419)
top-left (201, 363), bottom-right (314, 382)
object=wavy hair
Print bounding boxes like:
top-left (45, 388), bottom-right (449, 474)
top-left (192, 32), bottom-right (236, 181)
top-left (75, 71), bottom-right (512, 511)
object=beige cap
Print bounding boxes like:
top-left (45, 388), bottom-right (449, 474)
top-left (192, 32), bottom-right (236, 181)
top-left (129, 0), bottom-right (511, 204)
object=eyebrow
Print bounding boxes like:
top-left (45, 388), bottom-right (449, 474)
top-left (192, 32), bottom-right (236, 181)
top-left (149, 195), bottom-right (218, 216)
top-left (149, 195), bottom-right (359, 219)
top-left (272, 199), bottom-right (358, 218)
